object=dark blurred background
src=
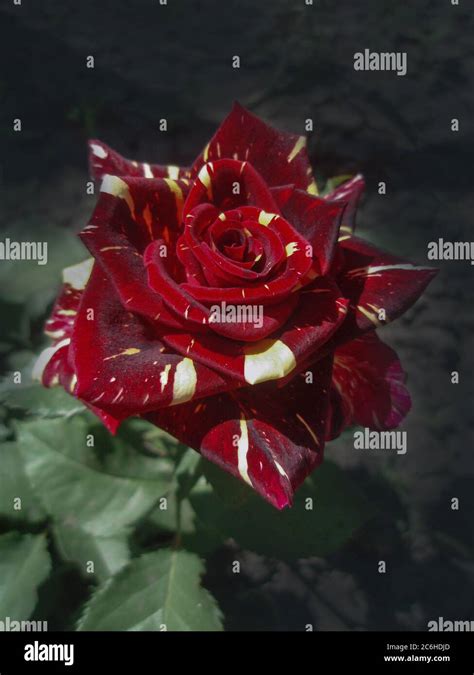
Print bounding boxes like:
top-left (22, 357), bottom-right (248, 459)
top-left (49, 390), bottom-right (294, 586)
top-left (1, 0), bottom-right (473, 630)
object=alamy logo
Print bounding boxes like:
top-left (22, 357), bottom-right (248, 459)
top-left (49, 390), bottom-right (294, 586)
top-left (0, 238), bottom-right (48, 265)
top-left (209, 302), bottom-right (263, 328)
top-left (354, 49), bottom-right (407, 76)
top-left (353, 428), bottom-right (407, 455)
top-left (24, 641), bottom-right (74, 667)
top-left (428, 617), bottom-right (474, 631)
top-left (427, 239), bottom-right (474, 265)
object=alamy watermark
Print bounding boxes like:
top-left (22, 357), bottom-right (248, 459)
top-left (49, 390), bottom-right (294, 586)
top-left (209, 302), bottom-right (263, 329)
top-left (428, 617), bottom-right (473, 631)
top-left (427, 239), bottom-right (474, 265)
top-left (354, 428), bottom-right (407, 455)
top-left (354, 49), bottom-right (407, 76)
top-left (0, 616), bottom-right (48, 631)
top-left (0, 238), bottom-right (48, 265)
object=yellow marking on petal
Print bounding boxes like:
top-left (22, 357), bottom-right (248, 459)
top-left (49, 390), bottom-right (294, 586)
top-left (69, 374), bottom-right (77, 393)
top-left (100, 175), bottom-right (136, 219)
top-left (32, 338), bottom-right (71, 382)
top-left (338, 234), bottom-right (351, 242)
top-left (274, 460), bottom-right (289, 480)
top-left (131, 160), bottom-right (138, 167)
top-left (171, 358), bottom-right (197, 405)
top-left (90, 143), bottom-right (107, 159)
top-left (307, 179), bottom-right (319, 195)
top-left (103, 347), bottom-right (141, 361)
top-left (45, 329), bottom-right (65, 339)
top-left (62, 258), bottom-right (94, 290)
top-left (142, 162), bottom-right (153, 178)
top-left (203, 142), bottom-right (210, 162)
top-left (218, 212), bottom-right (226, 221)
top-left (197, 163), bottom-right (213, 199)
top-left (100, 245), bottom-right (127, 252)
top-left (340, 225), bottom-right (352, 234)
top-left (167, 165), bottom-right (180, 180)
top-left (57, 309), bottom-right (77, 317)
top-left (258, 211), bottom-right (277, 226)
top-left (296, 413), bottom-right (320, 447)
top-left (287, 136), bottom-right (306, 163)
top-left (164, 178), bottom-right (184, 221)
top-left (160, 364), bottom-right (171, 392)
top-left (237, 417), bottom-right (252, 486)
top-left (357, 304), bottom-right (380, 325)
top-left (243, 339), bottom-right (296, 385)
top-left (285, 242), bottom-right (299, 257)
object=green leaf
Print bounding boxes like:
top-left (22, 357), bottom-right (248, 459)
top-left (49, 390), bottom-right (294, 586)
top-left (0, 442), bottom-right (45, 523)
top-left (53, 523), bottom-right (130, 583)
top-left (17, 417), bottom-right (174, 537)
top-left (77, 549), bottom-right (223, 631)
top-left (0, 382), bottom-right (85, 418)
top-left (189, 459), bottom-right (372, 559)
top-left (0, 532), bottom-right (51, 620)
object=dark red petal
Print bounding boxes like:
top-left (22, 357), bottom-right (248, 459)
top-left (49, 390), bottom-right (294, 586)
top-left (329, 333), bottom-right (411, 433)
top-left (183, 159), bottom-right (279, 216)
top-left (70, 265), bottom-right (234, 419)
top-left (160, 278), bottom-right (348, 384)
top-left (325, 174), bottom-right (365, 234)
top-left (190, 103), bottom-right (317, 193)
top-left (147, 356), bottom-right (333, 508)
top-left (272, 186), bottom-right (346, 274)
top-left (145, 240), bottom-right (301, 342)
top-left (80, 174), bottom-right (190, 329)
top-left (333, 236), bottom-right (438, 345)
top-left (88, 139), bottom-right (191, 182)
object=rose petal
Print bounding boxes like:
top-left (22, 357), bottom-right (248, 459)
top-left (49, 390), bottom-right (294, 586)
top-left (328, 332), bottom-right (411, 436)
top-left (70, 265), bottom-right (234, 419)
top-left (272, 186), bottom-right (346, 274)
top-left (159, 278), bottom-right (348, 384)
top-left (191, 103), bottom-right (317, 193)
top-left (80, 174), bottom-right (192, 329)
top-left (331, 236), bottom-right (438, 346)
top-left (147, 356), bottom-right (333, 508)
top-left (325, 174), bottom-right (365, 235)
top-left (88, 139), bottom-right (191, 182)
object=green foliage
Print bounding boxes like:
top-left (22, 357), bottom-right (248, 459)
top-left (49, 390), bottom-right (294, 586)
top-left (0, 533), bottom-right (51, 620)
top-left (0, 442), bottom-right (45, 523)
top-left (0, 382), bottom-right (372, 629)
top-left (0, 381), bottom-right (85, 418)
top-left (0, 255), bottom-right (372, 632)
top-left (189, 459), bottom-right (372, 559)
top-left (77, 549), bottom-right (223, 631)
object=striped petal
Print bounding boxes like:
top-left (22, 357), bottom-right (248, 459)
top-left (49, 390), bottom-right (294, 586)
top-left (332, 236), bottom-right (438, 345)
top-left (158, 278), bottom-right (348, 384)
top-left (327, 333), bottom-right (411, 438)
top-left (191, 103), bottom-right (317, 193)
top-left (88, 139), bottom-right (190, 182)
top-left (325, 174), bottom-right (365, 235)
top-left (148, 356), bottom-right (333, 508)
top-left (272, 186), bottom-right (346, 274)
top-left (80, 174), bottom-right (191, 329)
top-left (70, 265), bottom-right (234, 420)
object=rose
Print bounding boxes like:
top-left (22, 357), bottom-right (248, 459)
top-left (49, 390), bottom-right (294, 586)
top-left (35, 104), bottom-right (436, 509)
